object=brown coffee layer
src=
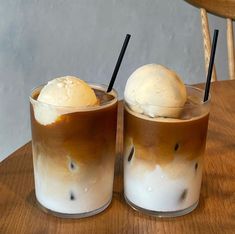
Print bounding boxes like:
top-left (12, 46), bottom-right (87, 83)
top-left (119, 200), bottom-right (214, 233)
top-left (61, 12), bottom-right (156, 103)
top-left (124, 108), bottom-right (209, 167)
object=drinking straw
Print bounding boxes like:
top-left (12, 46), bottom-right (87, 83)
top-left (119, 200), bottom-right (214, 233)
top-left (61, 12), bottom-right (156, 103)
top-left (203, 29), bottom-right (219, 102)
top-left (107, 34), bottom-right (131, 92)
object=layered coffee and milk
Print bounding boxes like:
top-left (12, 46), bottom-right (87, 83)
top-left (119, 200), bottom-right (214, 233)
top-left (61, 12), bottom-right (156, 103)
top-left (124, 64), bottom-right (210, 215)
top-left (30, 76), bottom-right (117, 217)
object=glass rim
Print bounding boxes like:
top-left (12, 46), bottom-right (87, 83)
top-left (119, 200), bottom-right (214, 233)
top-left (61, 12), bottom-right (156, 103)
top-left (185, 84), bottom-right (211, 105)
top-left (124, 85), bottom-right (211, 122)
top-left (29, 82), bottom-right (118, 111)
top-left (124, 85), bottom-right (211, 109)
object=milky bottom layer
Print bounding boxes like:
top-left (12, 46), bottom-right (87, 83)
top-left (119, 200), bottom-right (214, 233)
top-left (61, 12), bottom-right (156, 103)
top-left (33, 147), bottom-right (114, 214)
top-left (124, 157), bottom-right (202, 212)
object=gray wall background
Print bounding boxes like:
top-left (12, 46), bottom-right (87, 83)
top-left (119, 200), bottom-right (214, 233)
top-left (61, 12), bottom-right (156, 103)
top-left (0, 0), bottom-right (232, 161)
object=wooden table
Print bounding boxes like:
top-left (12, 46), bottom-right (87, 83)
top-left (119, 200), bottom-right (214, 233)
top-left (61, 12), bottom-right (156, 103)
top-left (1, 80), bottom-right (235, 234)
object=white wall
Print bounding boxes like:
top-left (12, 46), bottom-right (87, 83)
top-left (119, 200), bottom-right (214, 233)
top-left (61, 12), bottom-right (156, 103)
top-left (0, 0), bottom-right (232, 161)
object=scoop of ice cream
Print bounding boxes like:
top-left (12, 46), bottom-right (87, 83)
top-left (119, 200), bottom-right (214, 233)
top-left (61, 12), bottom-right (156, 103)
top-left (124, 64), bottom-right (187, 118)
top-left (33, 76), bottom-right (98, 125)
top-left (38, 76), bottom-right (98, 107)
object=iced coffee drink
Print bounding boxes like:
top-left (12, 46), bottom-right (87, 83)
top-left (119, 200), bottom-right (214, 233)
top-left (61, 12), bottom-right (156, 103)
top-left (30, 76), bottom-right (118, 218)
top-left (124, 64), bottom-right (210, 217)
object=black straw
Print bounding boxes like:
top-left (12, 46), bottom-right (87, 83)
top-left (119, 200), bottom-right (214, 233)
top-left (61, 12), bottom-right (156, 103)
top-left (107, 34), bottom-right (131, 92)
top-left (203, 29), bottom-right (219, 102)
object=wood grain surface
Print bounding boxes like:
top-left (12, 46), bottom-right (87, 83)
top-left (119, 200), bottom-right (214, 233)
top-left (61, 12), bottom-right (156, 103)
top-left (1, 80), bottom-right (235, 234)
top-left (185, 0), bottom-right (235, 19)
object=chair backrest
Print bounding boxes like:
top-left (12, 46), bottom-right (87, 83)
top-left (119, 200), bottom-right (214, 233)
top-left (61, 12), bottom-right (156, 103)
top-left (185, 0), bottom-right (235, 81)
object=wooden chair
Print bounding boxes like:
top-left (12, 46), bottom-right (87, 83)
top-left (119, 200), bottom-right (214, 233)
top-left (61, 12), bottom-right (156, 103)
top-left (185, 0), bottom-right (235, 81)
